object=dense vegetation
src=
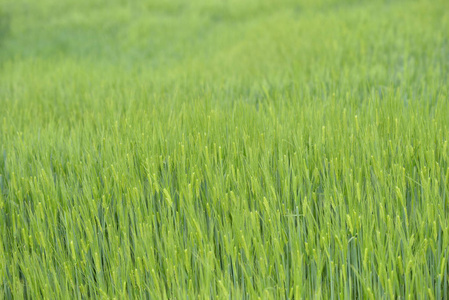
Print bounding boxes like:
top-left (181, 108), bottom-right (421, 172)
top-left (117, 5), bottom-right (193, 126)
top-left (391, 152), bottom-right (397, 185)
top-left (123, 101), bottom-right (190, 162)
top-left (1, 0), bottom-right (448, 298)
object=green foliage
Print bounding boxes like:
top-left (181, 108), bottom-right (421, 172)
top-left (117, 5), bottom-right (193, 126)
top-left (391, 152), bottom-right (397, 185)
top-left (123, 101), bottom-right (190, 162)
top-left (1, 0), bottom-right (448, 298)
top-left (0, 9), bottom-right (10, 47)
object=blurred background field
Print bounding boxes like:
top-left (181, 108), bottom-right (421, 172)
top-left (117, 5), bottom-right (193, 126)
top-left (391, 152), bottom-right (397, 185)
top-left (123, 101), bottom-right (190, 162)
top-left (0, 0), bottom-right (448, 298)
top-left (2, 0), bottom-right (447, 94)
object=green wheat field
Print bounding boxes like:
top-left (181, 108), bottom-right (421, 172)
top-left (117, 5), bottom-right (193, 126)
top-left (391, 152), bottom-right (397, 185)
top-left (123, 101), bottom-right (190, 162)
top-left (1, 0), bottom-right (448, 298)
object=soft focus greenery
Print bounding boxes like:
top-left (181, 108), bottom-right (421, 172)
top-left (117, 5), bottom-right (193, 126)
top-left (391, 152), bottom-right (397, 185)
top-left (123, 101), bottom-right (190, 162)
top-left (1, 0), bottom-right (448, 298)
